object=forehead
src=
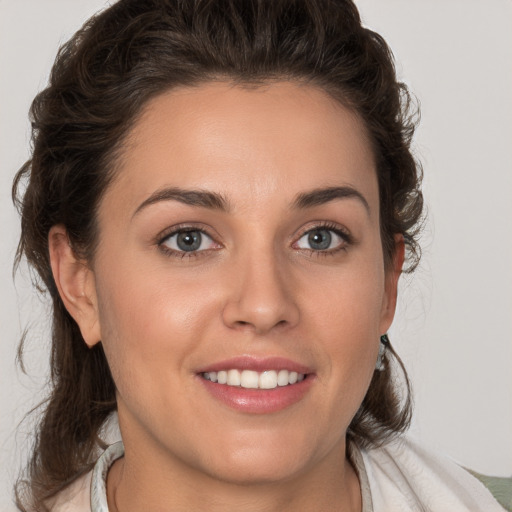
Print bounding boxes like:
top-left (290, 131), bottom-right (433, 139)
top-left (104, 81), bottom-right (378, 214)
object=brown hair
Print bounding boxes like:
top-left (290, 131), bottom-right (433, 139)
top-left (13, 0), bottom-right (422, 509)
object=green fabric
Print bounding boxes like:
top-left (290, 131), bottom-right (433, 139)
top-left (466, 469), bottom-right (512, 511)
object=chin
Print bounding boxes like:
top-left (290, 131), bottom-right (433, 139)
top-left (201, 454), bottom-right (306, 485)
top-left (190, 429), bottom-right (329, 485)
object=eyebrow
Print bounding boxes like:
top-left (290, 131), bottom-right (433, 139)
top-left (133, 184), bottom-right (369, 218)
top-left (133, 187), bottom-right (230, 217)
top-left (292, 186), bottom-right (370, 214)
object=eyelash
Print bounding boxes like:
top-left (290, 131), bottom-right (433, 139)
top-left (156, 224), bottom-right (220, 259)
top-left (156, 222), bottom-right (353, 259)
top-left (294, 222), bottom-right (354, 257)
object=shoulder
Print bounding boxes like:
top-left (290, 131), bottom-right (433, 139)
top-left (360, 436), bottom-right (506, 511)
top-left (46, 471), bottom-right (93, 512)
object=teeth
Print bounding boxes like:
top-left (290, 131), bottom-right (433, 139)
top-left (240, 370), bottom-right (259, 389)
top-left (202, 369), bottom-right (306, 389)
top-left (259, 370), bottom-right (277, 389)
top-left (277, 369), bottom-right (289, 386)
top-left (227, 369), bottom-right (241, 386)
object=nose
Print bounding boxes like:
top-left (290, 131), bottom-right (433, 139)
top-left (222, 251), bottom-right (300, 335)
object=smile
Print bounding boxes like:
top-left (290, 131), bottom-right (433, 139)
top-left (202, 369), bottom-right (306, 389)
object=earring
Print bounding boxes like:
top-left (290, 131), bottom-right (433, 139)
top-left (375, 334), bottom-right (390, 371)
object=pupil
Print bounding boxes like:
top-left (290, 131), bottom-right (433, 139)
top-left (177, 231), bottom-right (201, 251)
top-left (308, 230), bottom-right (331, 250)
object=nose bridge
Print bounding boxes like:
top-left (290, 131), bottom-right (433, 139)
top-left (222, 238), bottom-right (300, 334)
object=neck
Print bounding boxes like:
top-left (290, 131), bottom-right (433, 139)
top-left (107, 438), bottom-right (361, 512)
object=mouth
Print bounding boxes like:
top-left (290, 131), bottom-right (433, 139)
top-left (202, 369), bottom-right (306, 389)
top-left (197, 357), bottom-right (314, 414)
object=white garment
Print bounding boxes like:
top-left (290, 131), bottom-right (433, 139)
top-left (359, 437), bottom-right (505, 511)
top-left (49, 437), bottom-right (505, 511)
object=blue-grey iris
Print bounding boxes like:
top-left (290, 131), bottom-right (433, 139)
top-left (308, 229), bottom-right (332, 250)
top-left (177, 231), bottom-right (202, 251)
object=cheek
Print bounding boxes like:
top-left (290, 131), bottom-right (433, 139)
top-left (302, 254), bottom-right (385, 397)
top-left (305, 255), bottom-right (386, 334)
top-left (93, 254), bottom-right (224, 375)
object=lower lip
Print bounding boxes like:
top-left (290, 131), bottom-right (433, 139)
top-left (199, 375), bottom-right (314, 414)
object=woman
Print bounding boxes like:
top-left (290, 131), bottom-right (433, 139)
top-left (11, 0), bottom-right (506, 511)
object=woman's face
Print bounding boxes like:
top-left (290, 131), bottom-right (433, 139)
top-left (84, 82), bottom-right (400, 483)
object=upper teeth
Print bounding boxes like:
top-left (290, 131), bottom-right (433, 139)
top-left (203, 369), bottom-right (305, 389)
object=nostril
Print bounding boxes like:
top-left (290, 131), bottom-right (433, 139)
top-left (222, 291), bottom-right (300, 333)
top-left (233, 319), bottom-right (288, 331)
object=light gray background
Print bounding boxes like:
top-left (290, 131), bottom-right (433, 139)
top-left (1, 0), bottom-right (511, 509)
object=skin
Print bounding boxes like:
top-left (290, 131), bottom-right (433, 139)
top-left (49, 81), bottom-right (403, 512)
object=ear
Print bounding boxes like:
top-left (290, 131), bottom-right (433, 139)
top-left (379, 234), bottom-right (405, 334)
top-left (48, 225), bottom-right (101, 348)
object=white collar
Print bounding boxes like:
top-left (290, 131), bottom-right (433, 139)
top-left (90, 441), bottom-right (124, 512)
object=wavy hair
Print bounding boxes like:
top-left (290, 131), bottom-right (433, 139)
top-left (13, 0), bottom-right (423, 509)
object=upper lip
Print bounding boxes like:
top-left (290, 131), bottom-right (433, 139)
top-left (196, 356), bottom-right (313, 375)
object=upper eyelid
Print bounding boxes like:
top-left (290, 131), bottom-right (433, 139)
top-left (293, 222), bottom-right (352, 241)
top-left (157, 226), bottom-right (221, 258)
top-left (162, 229), bottom-right (214, 243)
top-left (156, 223), bottom-right (221, 245)
top-left (154, 221), bottom-right (352, 249)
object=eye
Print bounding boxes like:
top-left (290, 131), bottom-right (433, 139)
top-left (160, 229), bottom-right (216, 253)
top-left (295, 227), bottom-right (347, 252)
